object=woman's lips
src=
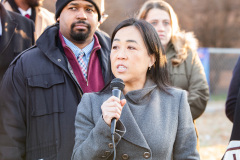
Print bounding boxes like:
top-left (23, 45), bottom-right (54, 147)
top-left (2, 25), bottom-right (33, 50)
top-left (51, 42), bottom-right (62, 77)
top-left (159, 34), bottom-right (165, 39)
top-left (116, 64), bottom-right (127, 72)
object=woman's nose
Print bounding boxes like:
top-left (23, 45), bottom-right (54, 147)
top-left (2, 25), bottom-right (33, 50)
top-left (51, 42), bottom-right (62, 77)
top-left (117, 49), bottom-right (127, 59)
top-left (156, 23), bottom-right (164, 31)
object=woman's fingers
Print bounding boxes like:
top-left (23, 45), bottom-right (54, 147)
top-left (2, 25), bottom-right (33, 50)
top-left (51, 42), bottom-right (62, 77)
top-left (120, 99), bottom-right (127, 107)
top-left (101, 96), bottom-right (126, 126)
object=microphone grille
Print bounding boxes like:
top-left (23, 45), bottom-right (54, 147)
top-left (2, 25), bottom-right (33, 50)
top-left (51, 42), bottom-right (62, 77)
top-left (110, 78), bottom-right (125, 91)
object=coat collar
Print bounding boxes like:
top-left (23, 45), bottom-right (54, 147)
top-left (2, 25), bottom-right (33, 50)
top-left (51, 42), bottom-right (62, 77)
top-left (36, 23), bottom-right (72, 77)
top-left (0, 4), bottom-right (17, 55)
top-left (94, 30), bottom-right (112, 84)
top-left (4, 0), bottom-right (20, 13)
top-left (119, 78), bottom-right (157, 150)
top-left (166, 43), bottom-right (176, 60)
top-left (124, 78), bottom-right (157, 104)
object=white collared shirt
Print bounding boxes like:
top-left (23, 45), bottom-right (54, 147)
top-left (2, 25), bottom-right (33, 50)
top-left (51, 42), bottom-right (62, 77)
top-left (18, 7), bottom-right (32, 17)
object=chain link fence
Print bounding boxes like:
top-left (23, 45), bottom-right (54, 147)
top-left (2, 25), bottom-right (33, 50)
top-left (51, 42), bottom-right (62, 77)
top-left (205, 48), bottom-right (240, 100)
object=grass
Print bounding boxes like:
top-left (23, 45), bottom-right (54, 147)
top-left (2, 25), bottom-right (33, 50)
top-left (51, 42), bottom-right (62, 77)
top-left (209, 94), bottom-right (227, 101)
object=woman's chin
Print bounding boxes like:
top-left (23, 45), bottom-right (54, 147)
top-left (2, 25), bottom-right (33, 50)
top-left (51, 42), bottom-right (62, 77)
top-left (114, 75), bottom-right (127, 82)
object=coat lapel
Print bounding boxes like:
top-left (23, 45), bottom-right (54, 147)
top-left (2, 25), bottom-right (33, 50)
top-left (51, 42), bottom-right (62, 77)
top-left (166, 44), bottom-right (176, 60)
top-left (0, 5), bottom-right (17, 55)
top-left (119, 102), bottom-right (150, 150)
top-left (95, 31), bottom-right (112, 85)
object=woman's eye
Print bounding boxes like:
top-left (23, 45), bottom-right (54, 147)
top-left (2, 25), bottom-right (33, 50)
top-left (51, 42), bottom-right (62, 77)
top-left (163, 21), bottom-right (170, 26)
top-left (151, 21), bottom-right (158, 26)
top-left (128, 46), bottom-right (136, 50)
top-left (112, 46), bottom-right (118, 50)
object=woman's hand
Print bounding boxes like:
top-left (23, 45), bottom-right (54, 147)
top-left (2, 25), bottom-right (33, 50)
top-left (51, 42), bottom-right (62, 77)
top-left (101, 96), bottom-right (126, 126)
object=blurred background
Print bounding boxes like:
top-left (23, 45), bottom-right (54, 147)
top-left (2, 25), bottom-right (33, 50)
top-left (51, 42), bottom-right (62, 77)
top-left (43, 0), bottom-right (240, 159)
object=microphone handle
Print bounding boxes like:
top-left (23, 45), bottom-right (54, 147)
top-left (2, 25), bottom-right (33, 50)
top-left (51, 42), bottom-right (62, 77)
top-left (111, 88), bottom-right (121, 135)
top-left (112, 89), bottom-right (121, 99)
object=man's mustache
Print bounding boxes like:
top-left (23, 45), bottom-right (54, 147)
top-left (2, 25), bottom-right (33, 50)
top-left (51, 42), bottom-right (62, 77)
top-left (71, 21), bottom-right (91, 29)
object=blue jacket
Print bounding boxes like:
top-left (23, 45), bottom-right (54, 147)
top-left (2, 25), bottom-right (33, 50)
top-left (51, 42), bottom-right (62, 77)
top-left (0, 24), bottom-right (112, 160)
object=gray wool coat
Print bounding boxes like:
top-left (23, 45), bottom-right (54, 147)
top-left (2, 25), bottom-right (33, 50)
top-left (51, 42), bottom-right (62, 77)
top-left (72, 79), bottom-right (200, 160)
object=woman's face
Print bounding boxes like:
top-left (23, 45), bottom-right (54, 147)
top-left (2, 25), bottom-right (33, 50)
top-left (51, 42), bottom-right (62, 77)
top-left (145, 8), bottom-right (172, 49)
top-left (111, 26), bottom-right (155, 90)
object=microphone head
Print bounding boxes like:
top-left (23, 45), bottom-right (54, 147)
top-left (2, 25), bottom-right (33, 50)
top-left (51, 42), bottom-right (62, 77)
top-left (110, 78), bottom-right (125, 91)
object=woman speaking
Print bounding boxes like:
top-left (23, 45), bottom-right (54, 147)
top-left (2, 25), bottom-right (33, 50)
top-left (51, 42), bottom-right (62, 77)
top-left (72, 18), bottom-right (200, 160)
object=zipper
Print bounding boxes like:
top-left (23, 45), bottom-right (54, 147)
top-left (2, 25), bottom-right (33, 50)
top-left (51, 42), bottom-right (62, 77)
top-left (64, 46), bottom-right (84, 95)
top-left (66, 44), bottom-right (100, 87)
top-left (85, 46), bottom-right (100, 86)
top-left (65, 45), bottom-right (88, 85)
top-left (67, 61), bottom-right (83, 97)
top-left (85, 55), bottom-right (91, 86)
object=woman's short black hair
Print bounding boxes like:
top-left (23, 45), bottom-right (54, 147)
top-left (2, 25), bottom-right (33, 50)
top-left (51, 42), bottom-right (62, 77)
top-left (111, 18), bottom-right (170, 93)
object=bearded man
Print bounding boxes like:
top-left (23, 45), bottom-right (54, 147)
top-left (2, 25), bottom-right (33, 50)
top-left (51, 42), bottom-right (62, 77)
top-left (0, 0), bottom-right (112, 159)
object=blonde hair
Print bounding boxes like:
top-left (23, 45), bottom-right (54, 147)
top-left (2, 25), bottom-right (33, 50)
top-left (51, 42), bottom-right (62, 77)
top-left (137, 0), bottom-right (180, 37)
top-left (137, 0), bottom-right (198, 66)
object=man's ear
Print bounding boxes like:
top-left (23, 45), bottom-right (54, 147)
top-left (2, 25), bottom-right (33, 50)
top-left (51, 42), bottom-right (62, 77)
top-left (97, 22), bottom-right (100, 28)
top-left (99, 13), bottom-right (108, 24)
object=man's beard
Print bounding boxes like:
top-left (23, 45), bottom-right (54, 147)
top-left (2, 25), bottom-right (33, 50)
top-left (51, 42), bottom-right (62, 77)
top-left (70, 21), bottom-right (91, 43)
top-left (26, 0), bottom-right (43, 7)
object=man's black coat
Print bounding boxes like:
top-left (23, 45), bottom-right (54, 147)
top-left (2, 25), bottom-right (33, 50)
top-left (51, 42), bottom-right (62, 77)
top-left (0, 3), bottom-right (35, 82)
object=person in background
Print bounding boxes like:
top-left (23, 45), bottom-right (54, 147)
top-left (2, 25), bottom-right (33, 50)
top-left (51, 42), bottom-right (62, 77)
top-left (223, 57), bottom-right (240, 159)
top-left (222, 99), bottom-right (240, 160)
top-left (0, 3), bottom-right (34, 82)
top-left (1, 0), bottom-right (55, 39)
top-left (72, 18), bottom-right (200, 160)
top-left (0, 0), bottom-right (112, 159)
top-left (137, 0), bottom-right (209, 150)
top-left (226, 57), bottom-right (240, 122)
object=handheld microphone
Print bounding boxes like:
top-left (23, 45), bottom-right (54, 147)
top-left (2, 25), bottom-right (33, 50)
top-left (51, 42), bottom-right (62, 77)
top-left (110, 78), bottom-right (125, 135)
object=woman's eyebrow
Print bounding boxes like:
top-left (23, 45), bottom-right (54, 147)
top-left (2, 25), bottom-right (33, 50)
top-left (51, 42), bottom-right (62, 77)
top-left (126, 40), bottom-right (138, 44)
top-left (113, 39), bottom-right (138, 44)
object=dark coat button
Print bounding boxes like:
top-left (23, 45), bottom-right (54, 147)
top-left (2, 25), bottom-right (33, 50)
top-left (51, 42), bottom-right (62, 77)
top-left (108, 143), bottom-right (113, 149)
top-left (101, 150), bottom-right (110, 158)
top-left (122, 154), bottom-right (129, 159)
top-left (143, 152), bottom-right (151, 159)
top-left (105, 151), bottom-right (110, 156)
top-left (44, 81), bottom-right (48, 87)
